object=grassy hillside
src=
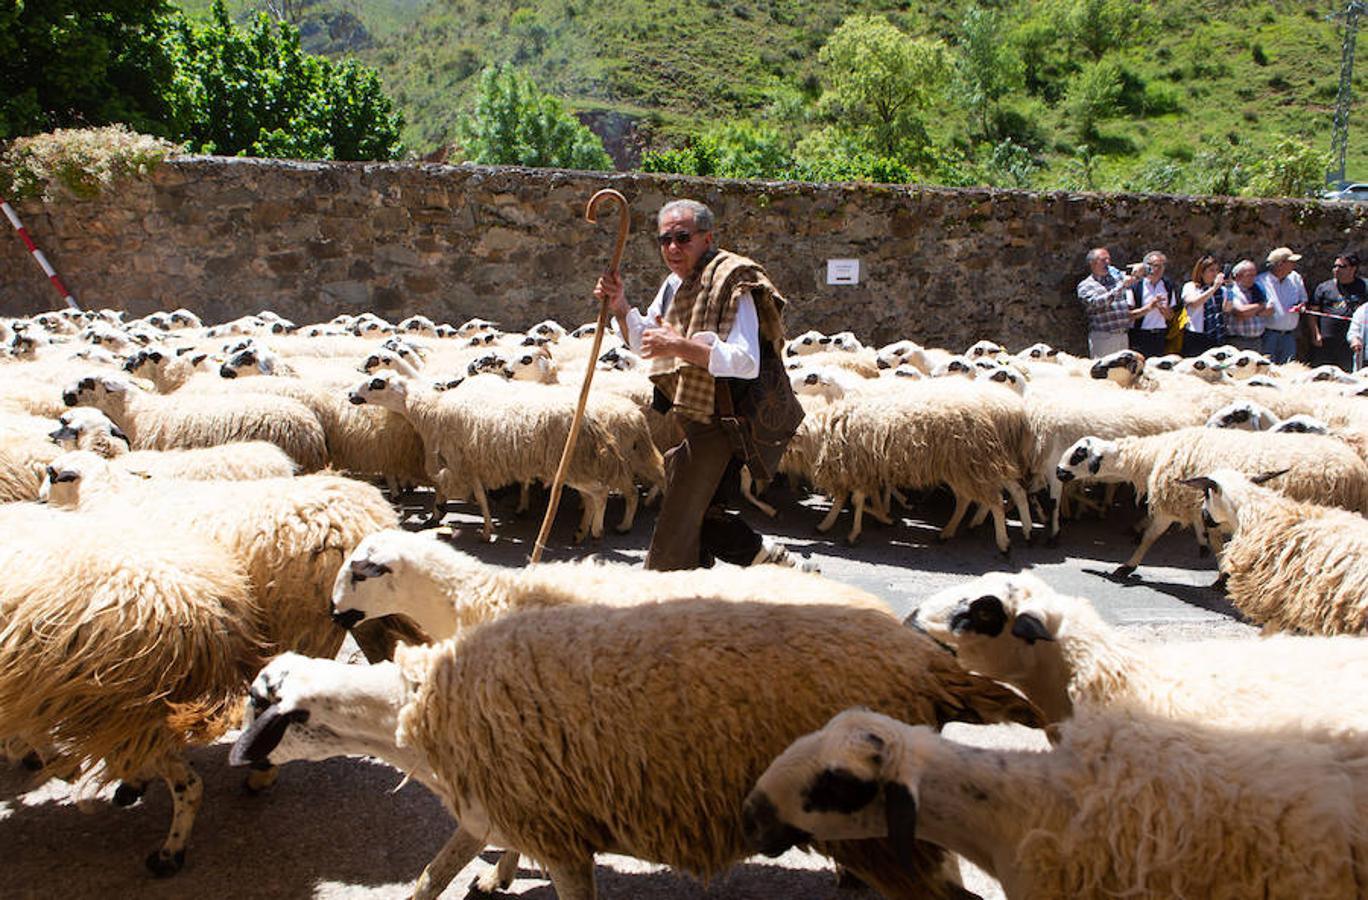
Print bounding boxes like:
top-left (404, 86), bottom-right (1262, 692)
top-left (175, 0), bottom-right (1368, 190)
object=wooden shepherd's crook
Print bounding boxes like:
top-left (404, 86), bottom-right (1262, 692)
top-left (529, 188), bottom-right (631, 563)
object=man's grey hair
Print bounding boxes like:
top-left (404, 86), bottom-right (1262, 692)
top-left (1086, 248), bottom-right (1107, 265)
top-left (659, 199), bottom-right (714, 233)
top-left (1143, 250), bottom-right (1166, 266)
top-left (1232, 259), bottom-right (1257, 277)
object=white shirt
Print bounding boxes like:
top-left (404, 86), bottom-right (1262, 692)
top-left (617, 272), bottom-right (761, 379)
top-left (1139, 278), bottom-right (1169, 330)
top-left (1181, 281), bottom-right (1208, 333)
top-left (1257, 270), bottom-right (1307, 331)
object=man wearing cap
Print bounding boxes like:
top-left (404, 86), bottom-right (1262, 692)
top-left (1077, 247), bottom-right (1141, 357)
top-left (1256, 247), bottom-right (1308, 364)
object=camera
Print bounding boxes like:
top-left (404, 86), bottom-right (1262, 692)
top-left (1129, 262), bottom-right (1151, 277)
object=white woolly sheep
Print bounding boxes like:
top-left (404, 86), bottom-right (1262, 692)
top-left (124, 347), bottom-right (218, 392)
top-left (0, 507), bottom-right (263, 875)
top-left (827, 330), bottom-right (864, 352)
top-left (455, 317), bottom-right (497, 336)
top-left (235, 598), bottom-right (1042, 900)
top-left (398, 315), bottom-right (438, 337)
top-left (360, 347), bottom-right (424, 379)
top-left (527, 319), bottom-right (567, 341)
top-left (40, 454), bottom-right (402, 671)
top-left (1190, 468), bottom-right (1368, 635)
top-left (1274, 414), bottom-right (1332, 434)
top-left (743, 706), bottom-right (1366, 900)
top-left (596, 345), bottom-right (643, 371)
top-left (1056, 427), bottom-right (1368, 576)
top-left (349, 372), bottom-right (661, 541)
top-left (784, 329), bottom-right (830, 357)
top-left (329, 527), bottom-right (894, 640)
top-left (929, 355), bottom-right (975, 379)
top-left (0, 433), bottom-right (59, 501)
top-left (63, 373), bottom-right (328, 471)
top-left (910, 569), bottom-right (1368, 734)
top-left (1205, 399), bottom-right (1281, 431)
top-left (798, 379), bottom-right (1035, 550)
top-left (787, 349), bottom-right (880, 379)
top-left (219, 345), bottom-right (297, 378)
top-left (965, 339), bottom-right (1005, 358)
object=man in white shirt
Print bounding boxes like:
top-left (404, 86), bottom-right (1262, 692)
top-left (1126, 250), bottom-right (1176, 358)
top-left (595, 199), bottom-right (809, 572)
top-left (1257, 246), bottom-right (1308, 364)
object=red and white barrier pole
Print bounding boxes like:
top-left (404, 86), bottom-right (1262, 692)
top-left (2, 197), bottom-right (80, 311)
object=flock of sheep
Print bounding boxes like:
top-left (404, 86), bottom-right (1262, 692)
top-left (1, 302), bottom-right (1367, 898)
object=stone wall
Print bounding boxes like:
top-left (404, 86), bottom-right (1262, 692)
top-left (3, 156), bottom-right (1365, 354)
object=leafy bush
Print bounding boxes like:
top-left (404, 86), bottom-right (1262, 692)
top-left (0, 125), bottom-right (181, 201)
top-left (457, 65), bottom-right (612, 170)
top-left (1064, 57), bottom-right (1123, 145)
top-left (1243, 136), bottom-right (1328, 198)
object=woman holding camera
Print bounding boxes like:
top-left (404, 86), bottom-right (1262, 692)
top-left (1181, 255), bottom-right (1226, 357)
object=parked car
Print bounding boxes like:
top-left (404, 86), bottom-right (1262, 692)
top-left (1324, 181), bottom-right (1368, 201)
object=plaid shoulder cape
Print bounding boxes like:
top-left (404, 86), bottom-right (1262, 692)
top-left (649, 249), bottom-right (788, 422)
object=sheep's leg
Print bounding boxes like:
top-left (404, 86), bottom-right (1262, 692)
top-left (144, 759), bottom-right (202, 877)
top-left (572, 487), bottom-right (608, 543)
top-left (1005, 481), bottom-right (1033, 543)
top-left (848, 491), bottom-right (867, 544)
top-left (890, 486), bottom-right (910, 509)
top-left (740, 468), bottom-right (778, 518)
top-left (968, 502), bottom-right (989, 528)
top-left (544, 858), bottom-right (596, 900)
top-left (989, 499), bottom-right (1010, 555)
top-left (615, 481), bottom-right (638, 533)
top-left (413, 827), bottom-right (485, 900)
top-left (940, 491), bottom-right (971, 540)
top-left (865, 487), bottom-right (895, 525)
top-left (516, 481), bottom-right (532, 515)
top-left (473, 850), bottom-right (522, 894)
top-left (816, 492), bottom-right (848, 532)
top-left (113, 777), bottom-right (150, 807)
top-left (384, 474), bottom-right (399, 495)
top-left (1113, 513), bottom-right (1179, 577)
top-left (425, 487), bottom-right (448, 526)
top-left (1100, 482), bottom-right (1118, 516)
top-left (643, 484), bottom-right (662, 507)
top-left (472, 479), bottom-right (494, 542)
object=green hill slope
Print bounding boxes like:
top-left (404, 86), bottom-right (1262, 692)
top-left (175, 0), bottom-right (1368, 190)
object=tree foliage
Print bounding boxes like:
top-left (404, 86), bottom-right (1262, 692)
top-left (1244, 136), bottom-right (1328, 198)
top-left (456, 65), bottom-right (611, 170)
top-left (0, 0), bottom-right (182, 140)
top-left (1064, 57), bottom-right (1122, 146)
top-left (954, 5), bottom-right (1024, 139)
top-left (166, 0), bottom-right (404, 159)
top-left (816, 15), bottom-right (949, 159)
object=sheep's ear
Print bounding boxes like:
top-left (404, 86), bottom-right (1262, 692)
top-left (1010, 613), bottom-right (1054, 645)
top-left (1250, 468), bottom-right (1290, 485)
top-left (882, 780), bottom-right (918, 853)
top-left (228, 705), bottom-right (309, 766)
top-left (175, 346), bottom-right (194, 356)
top-left (949, 595), bottom-right (1007, 637)
top-left (191, 353), bottom-right (207, 366)
top-left (1178, 476), bottom-right (1217, 493)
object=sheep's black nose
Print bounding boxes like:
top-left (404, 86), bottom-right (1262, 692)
top-left (1056, 467), bottom-right (1075, 482)
top-left (348, 393), bottom-right (366, 405)
top-left (804, 373), bottom-right (819, 384)
top-left (62, 391), bottom-right (77, 406)
top-left (331, 608), bottom-right (366, 629)
top-left (221, 366), bottom-right (237, 378)
top-left (877, 357), bottom-right (890, 369)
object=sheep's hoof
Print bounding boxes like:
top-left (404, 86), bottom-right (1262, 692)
top-left (20, 751), bottom-right (43, 771)
top-left (145, 848), bottom-right (185, 878)
top-left (243, 764), bottom-right (278, 794)
top-left (470, 869), bottom-right (512, 896)
top-left (1045, 534), bottom-right (1059, 549)
top-left (998, 548), bottom-right (1011, 558)
top-left (1198, 545), bottom-right (1211, 558)
top-left (1111, 565), bottom-right (1137, 579)
top-left (614, 523), bottom-right (632, 534)
top-left (113, 782), bottom-right (146, 807)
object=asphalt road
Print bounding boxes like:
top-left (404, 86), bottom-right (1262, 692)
top-left (0, 483), bottom-right (1255, 899)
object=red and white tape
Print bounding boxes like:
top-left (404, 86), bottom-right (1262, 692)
top-left (2, 197), bottom-right (80, 311)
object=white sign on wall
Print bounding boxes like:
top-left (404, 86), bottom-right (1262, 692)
top-left (826, 259), bottom-right (860, 285)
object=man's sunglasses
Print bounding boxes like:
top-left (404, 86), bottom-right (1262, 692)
top-left (657, 230), bottom-right (694, 247)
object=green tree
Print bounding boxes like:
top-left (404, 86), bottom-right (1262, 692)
top-left (1244, 136), bottom-right (1329, 198)
top-left (457, 65), bottom-right (612, 170)
top-left (1068, 0), bottom-right (1129, 62)
top-left (166, 0), bottom-right (404, 160)
top-left (816, 15), bottom-right (949, 160)
top-left (1064, 57), bottom-right (1122, 146)
top-left (0, 0), bottom-right (182, 139)
top-left (954, 5), bottom-right (1024, 140)
top-left (641, 123), bottom-right (792, 179)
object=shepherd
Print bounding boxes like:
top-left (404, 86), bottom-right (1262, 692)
top-left (595, 199), bottom-right (811, 572)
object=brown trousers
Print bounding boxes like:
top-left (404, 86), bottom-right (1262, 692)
top-left (645, 415), bottom-right (764, 571)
